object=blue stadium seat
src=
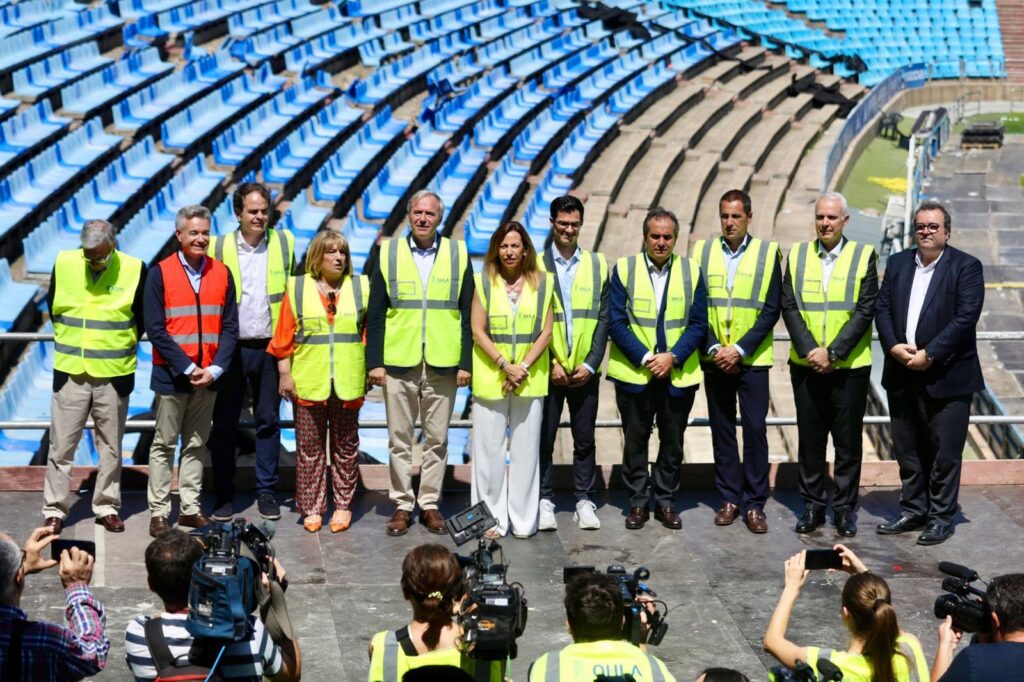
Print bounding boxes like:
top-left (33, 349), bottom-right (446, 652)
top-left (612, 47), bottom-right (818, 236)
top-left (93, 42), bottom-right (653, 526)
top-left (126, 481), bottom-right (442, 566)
top-left (0, 258), bottom-right (37, 331)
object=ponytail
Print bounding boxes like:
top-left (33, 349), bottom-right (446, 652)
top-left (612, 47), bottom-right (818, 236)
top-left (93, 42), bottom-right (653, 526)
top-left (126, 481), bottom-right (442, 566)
top-left (841, 573), bottom-right (903, 682)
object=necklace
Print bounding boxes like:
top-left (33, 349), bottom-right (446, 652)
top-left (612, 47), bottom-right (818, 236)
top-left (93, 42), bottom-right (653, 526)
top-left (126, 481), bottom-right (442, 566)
top-left (503, 274), bottom-right (523, 305)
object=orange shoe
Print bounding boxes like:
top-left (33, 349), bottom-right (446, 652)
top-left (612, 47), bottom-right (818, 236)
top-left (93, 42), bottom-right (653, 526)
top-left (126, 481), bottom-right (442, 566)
top-left (303, 514), bottom-right (322, 533)
top-left (330, 510), bottom-right (352, 533)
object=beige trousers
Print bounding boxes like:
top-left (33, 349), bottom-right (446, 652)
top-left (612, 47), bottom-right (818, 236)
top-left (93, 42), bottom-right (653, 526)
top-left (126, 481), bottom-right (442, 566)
top-left (384, 363), bottom-right (457, 511)
top-left (148, 388), bottom-right (216, 517)
top-left (42, 375), bottom-right (129, 519)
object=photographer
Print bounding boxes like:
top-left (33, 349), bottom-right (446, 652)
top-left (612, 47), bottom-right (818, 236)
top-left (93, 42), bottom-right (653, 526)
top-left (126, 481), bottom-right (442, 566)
top-left (528, 572), bottom-right (675, 682)
top-left (0, 527), bottom-right (108, 680)
top-left (764, 544), bottom-right (929, 681)
top-left (124, 530), bottom-right (300, 681)
top-left (932, 573), bottom-right (1024, 681)
top-left (368, 544), bottom-right (503, 682)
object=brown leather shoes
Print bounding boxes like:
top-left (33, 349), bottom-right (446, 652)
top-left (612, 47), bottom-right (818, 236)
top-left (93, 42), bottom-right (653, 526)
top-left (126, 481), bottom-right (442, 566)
top-left (43, 516), bottom-right (63, 535)
top-left (420, 509), bottom-right (447, 535)
top-left (149, 516), bottom-right (170, 538)
top-left (655, 506), bottom-right (682, 530)
top-left (386, 509), bottom-right (412, 536)
top-left (745, 508), bottom-right (768, 534)
top-left (625, 506), bottom-right (650, 530)
top-left (177, 512), bottom-right (210, 529)
top-left (714, 502), bottom-right (740, 526)
top-left (96, 515), bottom-right (125, 533)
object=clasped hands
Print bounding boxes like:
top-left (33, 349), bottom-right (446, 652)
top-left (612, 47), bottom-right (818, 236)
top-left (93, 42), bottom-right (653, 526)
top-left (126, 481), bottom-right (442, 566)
top-left (712, 345), bottom-right (742, 375)
top-left (550, 362), bottom-right (594, 387)
top-left (500, 358), bottom-right (528, 395)
top-left (645, 352), bottom-right (674, 379)
top-left (806, 347), bottom-right (834, 374)
top-left (889, 343), bottom-right (933, 371)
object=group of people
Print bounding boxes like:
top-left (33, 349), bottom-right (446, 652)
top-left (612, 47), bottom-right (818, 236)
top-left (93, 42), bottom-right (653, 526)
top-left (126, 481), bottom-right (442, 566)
top-left (39, 182), bottom-right (984, 548)
top-left (2, 525), bottom-right (1023, 681)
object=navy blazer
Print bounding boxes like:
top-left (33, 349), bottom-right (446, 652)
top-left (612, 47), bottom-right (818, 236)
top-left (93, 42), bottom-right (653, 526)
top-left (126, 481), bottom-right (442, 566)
top-left (875, 245), bottom-right (984, 399)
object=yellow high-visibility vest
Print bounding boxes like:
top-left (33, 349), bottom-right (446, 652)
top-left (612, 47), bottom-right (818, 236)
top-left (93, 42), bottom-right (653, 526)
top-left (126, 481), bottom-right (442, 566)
top-left (540, 249), bottom-right (608, 371)
top-left (367, 630), bottom-right (501, 682)
top-left (529, 640), bottom-right (676, 682)
top-left (209, 228), bottom-right (295, 332)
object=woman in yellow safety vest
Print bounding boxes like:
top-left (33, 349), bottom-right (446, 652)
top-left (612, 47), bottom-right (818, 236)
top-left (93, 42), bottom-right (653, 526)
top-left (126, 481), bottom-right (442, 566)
top-left (367, 544), bottom-right (503, 682)
top-left (268, 231), bottom-right (368, 534)
top-left (764, 545), bottom-right (930, 682)
top-left (470, 222), bottom-right (554, 539)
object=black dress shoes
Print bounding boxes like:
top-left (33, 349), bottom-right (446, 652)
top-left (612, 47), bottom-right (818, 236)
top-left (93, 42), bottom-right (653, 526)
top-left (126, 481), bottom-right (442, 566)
top-left (876, 513), bottom-right (927, 535)
top-left (654, 506), bottom-right (682, 530)
top-left (625, 507), bottom-right (650, 530)
top-left (917, 522), bottom-right (953, 545)
top-left (834, 510), bottom-right (857, 537)
top-left (794, 507), bottom-right (825, 534)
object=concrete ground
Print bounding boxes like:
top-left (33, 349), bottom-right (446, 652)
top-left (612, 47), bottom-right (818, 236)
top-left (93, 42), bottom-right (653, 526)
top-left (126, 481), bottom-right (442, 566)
top-left (7, 484), bottom-right (1024, 681)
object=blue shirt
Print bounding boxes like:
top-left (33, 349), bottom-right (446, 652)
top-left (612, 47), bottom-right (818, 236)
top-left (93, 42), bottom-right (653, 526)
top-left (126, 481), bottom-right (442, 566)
top-left (721, 234), bottom-right (750, 291)
top-left (175, 251), bottom-right (223, 381)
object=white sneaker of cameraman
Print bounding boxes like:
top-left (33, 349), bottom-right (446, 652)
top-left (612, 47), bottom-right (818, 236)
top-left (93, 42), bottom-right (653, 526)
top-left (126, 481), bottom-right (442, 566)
top-left (538, 499), bottom-right (557, 531)
top-left (574, 500), bottom-right (601, 530)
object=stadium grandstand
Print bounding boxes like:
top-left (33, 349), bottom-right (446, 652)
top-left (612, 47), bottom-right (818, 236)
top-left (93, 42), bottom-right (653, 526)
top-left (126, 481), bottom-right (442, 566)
top-left (0, 0), bottom-right (1021, 678)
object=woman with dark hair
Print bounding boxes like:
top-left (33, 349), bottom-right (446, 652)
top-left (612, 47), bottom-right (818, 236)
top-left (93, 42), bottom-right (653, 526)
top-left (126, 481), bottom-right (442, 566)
top-left (367, 544), bottom-right (502, 681)
top-left (764, 544), bottom-right (929, 682)
top-left (470, 222), bottom-right (554, 539)
top-left (268, 230), bottom-right (367, 534)
top-left (696, 668), bottom-right (750, 682)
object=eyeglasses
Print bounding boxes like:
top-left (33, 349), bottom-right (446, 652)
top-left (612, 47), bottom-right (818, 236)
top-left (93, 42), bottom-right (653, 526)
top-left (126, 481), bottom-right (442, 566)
top-left (326, 290), bottom-right (336, 316)
top-left (553, 219), bottom-right (582, 230)
top-left (914, 223), bottom-right (943, 233)
top-left (82, 251), bottom-right (113, 266)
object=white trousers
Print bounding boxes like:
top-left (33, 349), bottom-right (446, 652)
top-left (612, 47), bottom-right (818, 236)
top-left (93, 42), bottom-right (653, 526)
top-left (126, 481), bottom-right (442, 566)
top-left (471, 395), bottom-right (543, 536)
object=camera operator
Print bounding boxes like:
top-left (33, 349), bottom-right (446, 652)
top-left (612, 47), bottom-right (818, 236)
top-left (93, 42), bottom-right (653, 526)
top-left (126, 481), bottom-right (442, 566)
top-left (124, 529), bottom-right (300, 681)
top-left (764, 544), bottom-right (929, 682)
top-left (932, 573), bottom-right (1024, 682)
top-left (368, 544), bottom-right (503, 682)
top-left (528, 571), bottom-right (675, 682)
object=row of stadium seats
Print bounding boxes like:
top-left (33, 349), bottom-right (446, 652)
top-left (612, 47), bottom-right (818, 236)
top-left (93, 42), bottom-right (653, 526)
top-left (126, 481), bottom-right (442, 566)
top-left (0, 5), bottom-right (121, 71)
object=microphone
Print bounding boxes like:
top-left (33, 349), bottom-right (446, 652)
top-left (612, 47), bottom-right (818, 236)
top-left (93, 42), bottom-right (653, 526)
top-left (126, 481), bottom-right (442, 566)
top-left (939, 562), bottom-right (979, 582)
top-left (817, 658), bottom-right (844, 681)
top-left (254, 519), bottom-right (277, 540)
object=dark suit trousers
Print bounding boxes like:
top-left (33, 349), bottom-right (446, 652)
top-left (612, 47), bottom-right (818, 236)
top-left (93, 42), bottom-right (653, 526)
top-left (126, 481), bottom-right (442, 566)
top-left (790, 365), bottom-right (869, 513)
top-left (888, 381), bottom-right (970, 524)
top-left (704, 365), bottom-right (770, 511)
top-left (616, 381), bottom-right (696, 508)
top-left (539, 375), bottom-right (599, 501)
top-left (208, 344), bottom-right (282, 500)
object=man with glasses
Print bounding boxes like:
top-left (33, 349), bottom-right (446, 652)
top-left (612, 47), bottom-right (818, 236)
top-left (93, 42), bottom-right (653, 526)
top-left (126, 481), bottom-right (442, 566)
top-left (875, 201), bottom-right (984, 545)
top-left (538, 195), bottom-right (609, 531)
top-left (607, 208), bottom-right (707, 530)
top-left (42, 220), bottom-right (146, 535)
top-left (0, 527), bottom-right (108, 680)
top-left (782, 192), bottom-right (877, 537)
top-left (367, 190), bottom-right (474, 536)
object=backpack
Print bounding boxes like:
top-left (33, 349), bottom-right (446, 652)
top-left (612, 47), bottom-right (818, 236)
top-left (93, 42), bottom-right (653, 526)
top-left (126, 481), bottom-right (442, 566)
top-left (143, 617), bottom-right (227, 682)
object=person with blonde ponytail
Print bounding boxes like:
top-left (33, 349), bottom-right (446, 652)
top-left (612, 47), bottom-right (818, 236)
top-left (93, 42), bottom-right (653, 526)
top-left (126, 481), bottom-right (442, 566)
top-left (367, 544), bottom-right (504, 682)
top-left (764, 544), bottom-right (930, 682)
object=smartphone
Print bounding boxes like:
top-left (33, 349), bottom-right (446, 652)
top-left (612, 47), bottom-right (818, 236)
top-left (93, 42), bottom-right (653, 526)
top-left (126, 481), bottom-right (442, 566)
top-left (804, 548), bottom-right (842, 570)
top-left (50, 539), bottom-right (96, 561)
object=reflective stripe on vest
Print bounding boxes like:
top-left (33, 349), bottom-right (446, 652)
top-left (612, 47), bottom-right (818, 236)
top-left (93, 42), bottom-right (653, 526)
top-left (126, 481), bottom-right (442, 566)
top-left (471, 272), bottom-right (552, 401)
top-left (212, 228), bottom-right (292, 330)
top-left (289, 274), bottom-right (367, 401)
top-left (696, 236), bottom-right (777, 365)
top-left (787, 240), bottom-right (874, 369)
top-left (542, 249), bottom-right (606, 370)
top-left (606, 254), bottom-right (703, 389)
top-left (380, 236), bottom-right (466, 368)
top-left (52, 249), bottom-right (141, 377)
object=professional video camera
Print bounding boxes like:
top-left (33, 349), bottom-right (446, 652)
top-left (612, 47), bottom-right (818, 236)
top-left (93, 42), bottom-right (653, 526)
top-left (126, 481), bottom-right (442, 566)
top-left (562, 565), bottom-right (668, 646)
top-left (446, 501), bottom-right (528, 660)
top-left (769, 659), bottom-right (843, 681)
top-left (934, 561), bottom-right (991, 634)
top-left (186, 519), bottom-right (281, 642)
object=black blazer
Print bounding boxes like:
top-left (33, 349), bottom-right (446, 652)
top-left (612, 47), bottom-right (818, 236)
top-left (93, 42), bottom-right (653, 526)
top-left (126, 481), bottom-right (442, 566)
top-left (875, 245), bottom-right (984, 398)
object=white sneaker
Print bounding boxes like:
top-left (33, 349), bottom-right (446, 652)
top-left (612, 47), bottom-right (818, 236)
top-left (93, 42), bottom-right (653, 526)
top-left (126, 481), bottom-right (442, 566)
top-left (574, 500), bottom-right (601, 530)
top-left (538, 499), bottom-right (557, 531)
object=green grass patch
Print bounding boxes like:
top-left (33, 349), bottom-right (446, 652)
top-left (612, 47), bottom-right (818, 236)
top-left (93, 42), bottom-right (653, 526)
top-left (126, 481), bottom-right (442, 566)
top-left (955, 112), bottom-right (1024, 135)
top-left (838, 134), bottom-right (909, 214)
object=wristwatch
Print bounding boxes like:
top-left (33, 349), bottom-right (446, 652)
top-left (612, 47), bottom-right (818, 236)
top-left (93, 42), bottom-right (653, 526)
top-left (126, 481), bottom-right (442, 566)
top-left (827, 348), bottom-right (839, 363)
top-left (521, 360), bottom-right (531, 371)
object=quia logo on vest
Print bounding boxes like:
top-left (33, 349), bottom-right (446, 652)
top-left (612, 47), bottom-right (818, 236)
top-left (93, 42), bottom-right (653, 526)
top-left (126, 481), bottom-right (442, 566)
top-left (107, 285), bottom-right (125, 293)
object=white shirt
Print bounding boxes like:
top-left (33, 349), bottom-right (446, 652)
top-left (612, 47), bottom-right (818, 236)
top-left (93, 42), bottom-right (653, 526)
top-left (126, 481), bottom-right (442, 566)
top-left (817, 238), bottom-right (844, 293)
top-left (235, 231), bottom-right (272, 340)
top-left (640, 253), bottom-right (671, 365)
top-left (906, 249), bottom-right (944, 347)
top-left (408, 234), bottom-right (438, 290)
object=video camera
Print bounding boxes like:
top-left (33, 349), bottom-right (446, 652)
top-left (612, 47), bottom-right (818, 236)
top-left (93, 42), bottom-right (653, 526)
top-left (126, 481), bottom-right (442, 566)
top-left (769, 659), bottom-right (843, 681)
top-left (186, 519), bottom-right (279, 642)
top-left (446, 502), bottom-right (528, 660)
top-left (562, 565), bottom-right (667, 646)
top-left (934, 561), bottom-right (991, 634)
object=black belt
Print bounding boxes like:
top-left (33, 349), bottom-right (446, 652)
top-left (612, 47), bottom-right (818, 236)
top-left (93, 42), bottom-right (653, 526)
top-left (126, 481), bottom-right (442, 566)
top-left (238, 338), bottom-right (271, 349)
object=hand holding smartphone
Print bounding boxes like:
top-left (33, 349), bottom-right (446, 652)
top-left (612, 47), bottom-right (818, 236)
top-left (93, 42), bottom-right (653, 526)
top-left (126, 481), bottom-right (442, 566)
top-left (50, 539), bottom-right (96, 561)
top-left (804, 548), bottom-right (843, 570)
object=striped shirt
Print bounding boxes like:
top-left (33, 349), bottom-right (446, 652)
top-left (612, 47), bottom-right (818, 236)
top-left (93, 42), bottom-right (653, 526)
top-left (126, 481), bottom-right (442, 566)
top-left (0, 584), bottom-right (109, 681)
top-left (124, 612), bottom-right (282, 681)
